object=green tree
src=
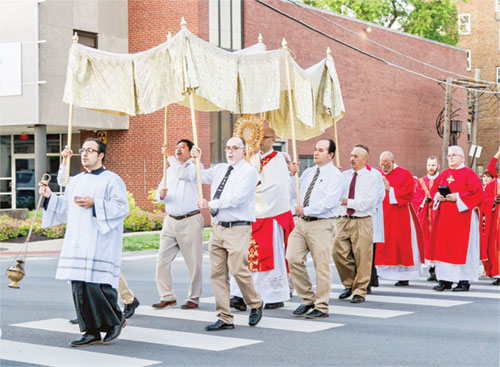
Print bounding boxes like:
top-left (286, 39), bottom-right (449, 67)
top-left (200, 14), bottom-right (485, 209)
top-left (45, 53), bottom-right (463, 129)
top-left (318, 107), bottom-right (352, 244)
top-left (303, 0), bottom-right (460, 46)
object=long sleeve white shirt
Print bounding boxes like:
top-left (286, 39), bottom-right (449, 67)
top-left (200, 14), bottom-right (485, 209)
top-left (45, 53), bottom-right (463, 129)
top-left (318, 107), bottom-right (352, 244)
top-left (339, 167), bottom-right (379, 217)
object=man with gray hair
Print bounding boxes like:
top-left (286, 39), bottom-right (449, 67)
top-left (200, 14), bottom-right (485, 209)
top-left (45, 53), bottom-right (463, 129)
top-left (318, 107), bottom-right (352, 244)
top-left (427, 145), bottom-right (483, 291)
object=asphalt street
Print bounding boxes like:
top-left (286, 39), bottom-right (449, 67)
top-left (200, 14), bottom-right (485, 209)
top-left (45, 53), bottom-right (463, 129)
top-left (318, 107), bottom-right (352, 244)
top-left (1, 250), bottom-right (499, 366)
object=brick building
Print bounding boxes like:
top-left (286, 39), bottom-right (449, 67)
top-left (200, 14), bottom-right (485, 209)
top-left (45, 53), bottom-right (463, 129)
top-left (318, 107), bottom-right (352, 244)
top-left (455, 0), bottom-right (500, 173)
top-left (1, 0), bottom-right (468, 223)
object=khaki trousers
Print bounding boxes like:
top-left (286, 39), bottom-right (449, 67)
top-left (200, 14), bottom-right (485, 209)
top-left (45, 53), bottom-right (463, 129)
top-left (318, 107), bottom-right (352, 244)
top-left (156, 214), bottom-right (204, 303)
top-left (333, 216), bottom-right (373, 298)
top-left (117, 273), bottom-right (135, 304)
top-left (286, 218), bottom-right (336, 314)
top-left (209, 223), bottom-right (262, 323)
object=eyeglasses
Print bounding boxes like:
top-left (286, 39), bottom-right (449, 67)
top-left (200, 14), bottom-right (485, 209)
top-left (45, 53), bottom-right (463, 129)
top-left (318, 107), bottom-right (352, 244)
top-left (225, 146), bottom-right (244, 152)
top-left (263, 136), bottom-right (274, 139)
top-left (447, 154), bottom-right (461, 158)
top-left (79, 147), bottom-right (99, 154)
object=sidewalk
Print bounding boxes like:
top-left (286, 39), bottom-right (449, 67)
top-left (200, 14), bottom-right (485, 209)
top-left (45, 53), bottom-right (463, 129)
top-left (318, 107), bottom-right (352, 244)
top-left (0, 230), bottom-right (162, 256)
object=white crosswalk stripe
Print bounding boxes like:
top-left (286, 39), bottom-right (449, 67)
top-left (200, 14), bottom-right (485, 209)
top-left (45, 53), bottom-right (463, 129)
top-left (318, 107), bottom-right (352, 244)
top-left (0, 339), bottom-right (161, 367)
top-left (135, 306), bottom-right (343, 332)
top-left (200, 296), bottom-right (413, 319)
top-left (12, 318), bottom-right (262, 351)
top-left (330, 291), bottom-right (471, 307)
top-left (378, 279), bottom-right (500, 292)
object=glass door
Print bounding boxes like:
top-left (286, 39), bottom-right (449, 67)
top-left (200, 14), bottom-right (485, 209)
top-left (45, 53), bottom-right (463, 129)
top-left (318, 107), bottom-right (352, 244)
top-left (15, 158), bottom-right (35, 210)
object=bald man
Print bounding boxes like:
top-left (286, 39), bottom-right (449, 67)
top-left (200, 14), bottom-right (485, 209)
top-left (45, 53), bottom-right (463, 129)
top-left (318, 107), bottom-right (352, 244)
top-left (333, 146), bottom-right (379, 303)
top-left (230, 127), bottom-right (294, 310)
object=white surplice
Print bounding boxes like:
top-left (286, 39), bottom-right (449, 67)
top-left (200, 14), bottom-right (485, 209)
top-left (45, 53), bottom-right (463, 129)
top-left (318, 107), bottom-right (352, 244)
top-left (42, 169), bottom-right (129, 288)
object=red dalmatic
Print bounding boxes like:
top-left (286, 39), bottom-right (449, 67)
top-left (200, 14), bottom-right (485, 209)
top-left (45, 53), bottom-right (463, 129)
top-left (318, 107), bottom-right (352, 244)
top-left (427, 167), bottom-right (483, 264)
top-left (481, 180), bottom-right (500, 277)
top-left (375, 167), bottom-right (424, 267)
top-left (415, 176), bottom-right (437, 256)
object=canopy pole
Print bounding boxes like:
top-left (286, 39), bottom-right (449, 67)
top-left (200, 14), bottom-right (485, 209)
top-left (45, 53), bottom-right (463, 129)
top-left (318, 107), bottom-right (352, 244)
top-left (282, 39), bottom-right (300, 206)
top-left (188, 89), bottom-right (203, 199)
top-left (162, 32), bottom-right (172, 189)
top-left (65, 33), bottom-right (79, 185)
top-left (327, 48), bottom-right (341, 168)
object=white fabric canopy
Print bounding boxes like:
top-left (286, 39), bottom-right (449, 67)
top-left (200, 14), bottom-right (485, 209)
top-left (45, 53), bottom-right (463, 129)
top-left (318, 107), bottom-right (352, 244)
top-left (63, 27), bottom-right (345, 140)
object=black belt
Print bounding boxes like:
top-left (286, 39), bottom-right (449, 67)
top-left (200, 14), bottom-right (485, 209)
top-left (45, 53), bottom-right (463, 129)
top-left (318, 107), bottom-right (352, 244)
top-left (300, 216), bottom-right (336, 222)
top-left (169, 210), bottom-right (200, 220)
top-left (217, 221), bottom-right (251, 228)
top-left (341, 215), bottom-right (369, 219)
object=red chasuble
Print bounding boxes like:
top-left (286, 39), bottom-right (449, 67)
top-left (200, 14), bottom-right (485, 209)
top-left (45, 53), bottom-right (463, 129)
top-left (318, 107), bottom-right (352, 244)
top-left (427, 167), bottom-right (483, 265)
top-left (375, 167), bottom-right (425, 266)
top-left (415, 176), bottom-right (437, 256)
top-left (481, 180), bottom-right (500, 277)
top-left (248, 151), bottom-right (295, 272)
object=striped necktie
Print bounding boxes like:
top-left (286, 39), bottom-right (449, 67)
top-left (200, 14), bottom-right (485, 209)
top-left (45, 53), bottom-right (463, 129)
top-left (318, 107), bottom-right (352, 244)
top-left (211, 165), bottom-right (234, 217)
top-left (303, 167), bottom-right (320, 207)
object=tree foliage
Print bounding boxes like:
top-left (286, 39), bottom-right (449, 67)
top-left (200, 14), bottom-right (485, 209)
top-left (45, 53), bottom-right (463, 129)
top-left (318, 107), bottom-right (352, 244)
top-left (303, 0), bottom-right (460, 45)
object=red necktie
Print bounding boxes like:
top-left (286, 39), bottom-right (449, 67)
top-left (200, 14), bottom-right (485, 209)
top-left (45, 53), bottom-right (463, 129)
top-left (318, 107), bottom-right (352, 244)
top-left (347, 172), bottom-right (357, 216)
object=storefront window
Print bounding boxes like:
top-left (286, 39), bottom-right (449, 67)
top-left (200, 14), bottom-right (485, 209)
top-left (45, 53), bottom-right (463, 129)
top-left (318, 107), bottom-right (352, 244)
top-left (47, 134), bottom-right (61, 153)
top-left (0, 135), bottom-right (11, 177)
top-left (14, 134), bottom-right (34, 154)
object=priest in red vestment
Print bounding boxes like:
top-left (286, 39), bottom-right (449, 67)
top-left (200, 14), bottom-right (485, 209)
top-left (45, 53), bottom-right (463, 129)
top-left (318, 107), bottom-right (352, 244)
top-left (486, 145), bottom-right (499, 179)
top-left (230, 127), bottom-right (294, 310)
top-left (427, 145), bottom-right (484, 292)
top-left (414, 156), bottom-right (440, 281)
top-left (375, 151), bottom-right (425, 286)
top-left (481, 162), bottom-right (500, 286)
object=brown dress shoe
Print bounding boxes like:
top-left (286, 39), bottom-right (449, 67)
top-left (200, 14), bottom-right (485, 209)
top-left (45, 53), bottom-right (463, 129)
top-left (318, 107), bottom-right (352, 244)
top-left (152, 300), bottom-right (177, 308)
top-left (181, 301), bottom-right (199, 309)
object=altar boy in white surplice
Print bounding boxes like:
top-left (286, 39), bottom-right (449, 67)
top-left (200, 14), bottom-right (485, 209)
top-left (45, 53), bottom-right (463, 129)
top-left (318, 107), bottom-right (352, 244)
top-left (230, 127), bottom-right (294, 310)
top-left (39, 138), bottom-right (129, 348)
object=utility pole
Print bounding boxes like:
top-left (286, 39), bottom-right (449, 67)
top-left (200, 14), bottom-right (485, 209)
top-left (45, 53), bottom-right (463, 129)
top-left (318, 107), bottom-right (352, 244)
top-left (471, 69), bottom-right (480, 171)
top-left (442, 77), bottom-right (453, 169)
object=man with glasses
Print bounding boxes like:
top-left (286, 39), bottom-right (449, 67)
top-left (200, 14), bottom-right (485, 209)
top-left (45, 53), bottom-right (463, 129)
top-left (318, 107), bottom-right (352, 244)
top-left (375, 151), bottom-right (424, 287)
top-left (189, 137), bottom-right (263, 331)
top-left (39, 138), bottom-right (129, 347)
top-left (286, 139), bottom-right (344, 319)
top-left (153, 139), bottom-right (204, 310)
top-left (427, 145), bottom-right (483, 292)
top-left (230, 127), bottom-right (294, 311)
top-left (57, 147), bottom-right (140, 322)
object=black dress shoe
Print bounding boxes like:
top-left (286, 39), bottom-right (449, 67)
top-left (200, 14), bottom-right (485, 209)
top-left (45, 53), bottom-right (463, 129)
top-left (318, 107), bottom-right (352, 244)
top-left (248, 303), bottom-right (263, 326)
top-left (305, 309), bottom-right (329, 319)
top-left (69, 318), bottom-right (79, 325)
top-left (367, 287), bottom-right (372, 294)
top-left (394, 280), bottom-right (409, 286)
top-left (373, 276), bottom-right (379, 287)
top-left (264, 302), bottom-right (284, 310)
top-left (493, 278), bottom-right (500, 286)
top-left (102, 317), bottom-right (127, 344)
top-left (230, 296), bottom-right (247, 311)
top-left (350, 295), bottom-right (365, 303)
top-left (205, 319), bottom-right (235, 331)
top-left (292, 303), bottom-right (314, 316)
top-left (433, 280), bottom-right (452, 291)
top-left (338, 288), bottom-right (352, 299)
top-left (123, 297), bottom-right (140, 319)
top-left (427, 267), bottom-right (437, 282)
top-left (70, 333), bottom-right (101, 347)
top-left (452, 280), bottom-right (470, 292)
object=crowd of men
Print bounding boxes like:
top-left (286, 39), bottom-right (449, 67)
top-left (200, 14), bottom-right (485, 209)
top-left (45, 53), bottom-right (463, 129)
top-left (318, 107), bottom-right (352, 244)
top-left (39, 133), bottom-right (500, 346)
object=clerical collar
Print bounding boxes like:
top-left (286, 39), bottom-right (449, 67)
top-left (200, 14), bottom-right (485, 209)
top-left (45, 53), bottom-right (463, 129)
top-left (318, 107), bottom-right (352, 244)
top-left (85, 167), bottom-right (106, 175)
top-left (260, 149), bottom-right (274, 158)
top-left (451, 163), bottom-right (465, 170)
top-left (427, 172), bottom-right (439, 179)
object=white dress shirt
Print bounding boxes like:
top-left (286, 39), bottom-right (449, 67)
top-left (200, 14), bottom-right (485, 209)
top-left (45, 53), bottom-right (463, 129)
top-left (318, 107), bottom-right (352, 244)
top-left (339, 167), bottom-right (379, 217)
top-left (292, 161), bottom-right (344, 218)
top-left (201, 159), bottom-right (259, 222)
top-left (156, 156), bottom-right (199, 216)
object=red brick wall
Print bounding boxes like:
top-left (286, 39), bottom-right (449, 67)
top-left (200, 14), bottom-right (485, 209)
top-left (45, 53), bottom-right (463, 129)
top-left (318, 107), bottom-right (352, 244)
top-left (244, 0), bottom-right (468, 175)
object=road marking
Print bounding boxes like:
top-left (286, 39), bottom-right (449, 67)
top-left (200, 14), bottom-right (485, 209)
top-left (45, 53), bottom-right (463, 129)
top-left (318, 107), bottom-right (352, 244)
top-left (122, 254), bottom-right (158, 261)
top-left (378, 279), bottom-right (500, 292)
top-left (344, 284), bottom-right (500, 299)
top-left (330, 292), bottom-right (470, 307)
top-left (199, 297), bottom-right (412, 319)
top-left (12, 318), bottom-right (261, 352)
top-left (0, 339), bottom-right (161, 367)
top-left (136, 306), bottom-right (343, 332)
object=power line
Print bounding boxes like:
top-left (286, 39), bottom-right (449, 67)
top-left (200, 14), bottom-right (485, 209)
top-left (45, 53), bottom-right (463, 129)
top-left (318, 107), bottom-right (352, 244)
top-left (254, 0), bottom-right (500, 95)
top-left (288, 0), bottom-right (499, 87)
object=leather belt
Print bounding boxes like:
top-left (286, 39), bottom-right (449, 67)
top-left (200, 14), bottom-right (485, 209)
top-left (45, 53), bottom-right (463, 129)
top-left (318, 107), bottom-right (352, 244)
top-left (300, 216), bottom-right (337, 222)
top-left (217, 221), bottom-right (251, 228)
top-left (341, 215), bottom-right (369, 219)
top-left (169, 210), bottom-right (201, 220)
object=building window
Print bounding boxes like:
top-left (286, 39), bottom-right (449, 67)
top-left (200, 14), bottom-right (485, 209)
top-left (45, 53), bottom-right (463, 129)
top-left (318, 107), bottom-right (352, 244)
top-left (458, 14), bottom-right (471, 35)
top-left (466, 50), bottom-right (471, 71)
top-left (497, 67), bottom-right (500, 83)
top-left (298, 155), bottom-right (315, 175)
top-left (210, 112), bottom-right (239, 164)
top-left (497, 0), bottom-right (500, 12)
top-left (74, 30), bottom-right (98, 48)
